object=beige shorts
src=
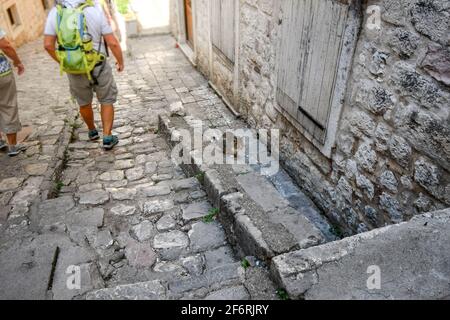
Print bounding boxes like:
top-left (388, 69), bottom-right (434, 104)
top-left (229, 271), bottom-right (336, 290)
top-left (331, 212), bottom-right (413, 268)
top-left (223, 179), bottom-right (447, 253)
top-left (0, 73), bottom-right (21, 134)
top-left (67, 61), bottom-right (118, 107)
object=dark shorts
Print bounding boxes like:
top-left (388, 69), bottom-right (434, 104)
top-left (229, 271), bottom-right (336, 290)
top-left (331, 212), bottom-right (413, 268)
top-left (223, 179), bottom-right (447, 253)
top-left (67, 61), bottom-right (118, 107)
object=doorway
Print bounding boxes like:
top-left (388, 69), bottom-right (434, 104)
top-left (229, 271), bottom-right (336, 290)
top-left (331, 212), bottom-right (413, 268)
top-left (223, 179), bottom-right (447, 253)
top-left (184, 0), bottom-right (194, 48)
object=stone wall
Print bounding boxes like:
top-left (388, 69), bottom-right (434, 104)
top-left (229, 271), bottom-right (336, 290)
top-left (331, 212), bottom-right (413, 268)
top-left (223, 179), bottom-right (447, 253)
top-left (192, 0), bottom-right (210, 77)
top-left (0, 0), bottom-right (53, 47)
top-left (169, 0), bottom-right (178, 39)
top-left (171, 0), bottom-right (450, 235)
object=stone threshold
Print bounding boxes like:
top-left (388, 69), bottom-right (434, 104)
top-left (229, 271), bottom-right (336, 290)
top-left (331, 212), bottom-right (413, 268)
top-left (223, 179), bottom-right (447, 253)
top-left (271, 209), bottom-right (450, 300)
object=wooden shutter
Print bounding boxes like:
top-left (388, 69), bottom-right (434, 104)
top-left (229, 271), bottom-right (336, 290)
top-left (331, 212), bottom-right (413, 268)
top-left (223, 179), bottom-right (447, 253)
top-left (212, 0), bottom-right (236, 63)
top-left (276, 0), bottom-right (350, 143)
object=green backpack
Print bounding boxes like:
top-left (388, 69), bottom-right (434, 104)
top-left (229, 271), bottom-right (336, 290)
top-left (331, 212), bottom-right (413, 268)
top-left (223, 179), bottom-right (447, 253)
top-left (55, 0), bottom-right (105, 80)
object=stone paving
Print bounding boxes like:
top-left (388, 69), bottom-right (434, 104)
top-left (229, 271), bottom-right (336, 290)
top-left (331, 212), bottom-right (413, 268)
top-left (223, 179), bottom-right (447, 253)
top-left (0, 35), bottom-right (279, 300)
top-left (0, 40), bottom-right (75, 234)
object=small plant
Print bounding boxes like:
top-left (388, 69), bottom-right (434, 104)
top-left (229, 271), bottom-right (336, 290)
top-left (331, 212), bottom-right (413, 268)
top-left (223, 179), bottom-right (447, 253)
top-left (195, 172), bottom-right (205, 184)
top-left (329, 225), bottom-right (345, 239)
top-left (241, 258), bottom-right (251, 269)
top-left (276, 289), bottom-right (289, 300)
top-left (70, 121), bottom-right (82, 130)
top-left (203, 207), bottom-right (219, 223)
top-left (69, 131), bottom-right (77, 143)
top-left (54, 180), bottom-right (64, 194)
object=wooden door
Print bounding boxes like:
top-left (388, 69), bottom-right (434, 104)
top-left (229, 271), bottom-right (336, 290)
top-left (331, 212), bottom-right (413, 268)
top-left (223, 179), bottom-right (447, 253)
top-left (276, 0), bottom-right (350, 143)
top-left (211, 0), bottom-right (235, 63)
top-left (184, 0), bottom-right (194, 48)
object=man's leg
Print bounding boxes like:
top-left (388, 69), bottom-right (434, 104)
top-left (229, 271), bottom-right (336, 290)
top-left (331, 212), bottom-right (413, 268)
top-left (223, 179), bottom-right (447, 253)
top-left (96, 61), bottom-right (118, 150)
top-left (67, 74), bottom-right (97, 140)
top-left (100, 104), bottom-right (114, 136)
top-left (100, 103), bottom-right (118, 150)
top-left (79, 103), bottom-right (96, 131)
top-left (79, 103), bottom-right (100, 141)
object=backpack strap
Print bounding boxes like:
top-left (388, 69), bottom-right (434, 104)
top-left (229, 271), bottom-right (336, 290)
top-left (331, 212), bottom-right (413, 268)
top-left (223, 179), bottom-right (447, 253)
top-left (78, 0), bottom-right (95, 10)
top-left (55, 4), bottom-right (65, 76)
top-left (77, 0), bottom-right (96, 80)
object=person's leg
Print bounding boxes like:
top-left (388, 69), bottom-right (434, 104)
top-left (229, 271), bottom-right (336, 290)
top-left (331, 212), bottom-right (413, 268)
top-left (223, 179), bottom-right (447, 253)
top-left (0, 74), bottom-right (24, 156)
top-left (79, 103), bottom-right (96, 131)
top-left (5, 130), bottom-right (25, 157)
top-left (0, 130), bottom-right (16, 149)
top-left (95, 62), bottom-right (119, 150)
top-left (100, 104), bottom-right (114, 136)
top-left (6, 133), bottom-right (16, 145)
top-left (67, 74), bottom-right (97, 140)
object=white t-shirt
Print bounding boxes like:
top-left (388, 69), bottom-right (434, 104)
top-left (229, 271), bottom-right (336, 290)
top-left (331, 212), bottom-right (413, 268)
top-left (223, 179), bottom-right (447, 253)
top-left (44, 1), bottom-right (113, 55)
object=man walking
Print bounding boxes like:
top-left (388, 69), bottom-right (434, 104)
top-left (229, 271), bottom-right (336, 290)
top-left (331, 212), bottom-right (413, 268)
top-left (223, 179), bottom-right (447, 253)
top-left (0, 28), bottom-right (26, 157)
top-left (44, 0), bottom-right (124, 150)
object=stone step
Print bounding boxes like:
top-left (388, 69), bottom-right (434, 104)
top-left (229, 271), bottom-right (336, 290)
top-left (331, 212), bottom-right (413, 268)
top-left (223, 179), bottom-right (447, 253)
top-left (86, 280), bottom-right (166, 300)
top-left (0, 233), bottom-right (102, 300)
top-left (271, 209), bottom-right (450, 300)
top-left (86, 262), bottom-right (244, 300)
top-left (158, 114), bottom-right (329, 261)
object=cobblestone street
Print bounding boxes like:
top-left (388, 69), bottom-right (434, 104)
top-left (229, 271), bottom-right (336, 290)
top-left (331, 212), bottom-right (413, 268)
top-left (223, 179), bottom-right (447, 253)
top-left (0, 35), bottom-right (279, 300)
top-left (1, 0), bottom-right (449, 303)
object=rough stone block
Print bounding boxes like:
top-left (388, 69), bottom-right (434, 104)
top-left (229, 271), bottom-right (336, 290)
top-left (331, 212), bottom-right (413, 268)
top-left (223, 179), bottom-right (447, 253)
top-left (79, 190), bottom-right (110, 205)
top-left (153, 230), bottom-right (189, 250)
top-left (204, 286), bottom-right (250, 300)
top-left (142, 199), bottom-right (175, 215)
top-left (204, 246), bottom-right (236, 270)
top-left (182, 201), bottom-right (212, 222)
top-left (111, 204), bottom-right (137, 216)
top-left (168, 263), bottom-right (241, 294)
top-left (86, 280), bottom-right (166, 300)
top-left (271, 209), bottom-right (450, 300)
top-left (0, 177), bottom-right (24, 192)
top-left (130, 220), bottom-right (156, 242)
top-left (52, 244), bottom-right (101, 300)
top-left (236, 172), bottom-right (289, 212)
top-left (125, 240), bottom-right (157, 268)
top-left (188, 221), bottom-right (227, 253)
top-left (66, 208), bottom-right (104, 228)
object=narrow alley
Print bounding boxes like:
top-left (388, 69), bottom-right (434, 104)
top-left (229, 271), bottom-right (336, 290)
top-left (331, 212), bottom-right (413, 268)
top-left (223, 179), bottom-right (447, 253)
top-left (1, 0), bottom-right (449, 302)
top-left (0, 35), bottom-right (283, 300)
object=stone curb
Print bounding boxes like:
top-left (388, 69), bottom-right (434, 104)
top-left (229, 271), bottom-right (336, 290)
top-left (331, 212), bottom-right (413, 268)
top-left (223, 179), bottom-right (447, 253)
top-left (158, 114), bottom-right (325, 262)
